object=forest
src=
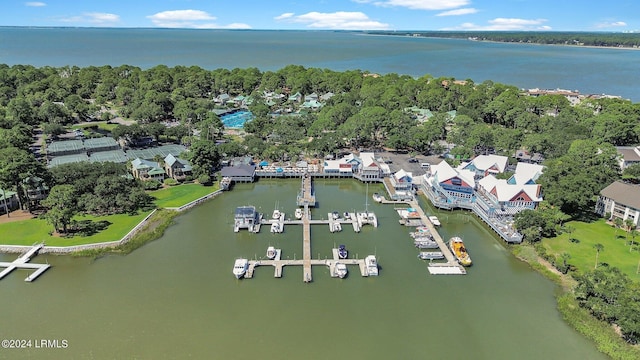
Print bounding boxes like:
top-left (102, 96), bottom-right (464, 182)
top-left (367, 31), bottom-right (640, 48)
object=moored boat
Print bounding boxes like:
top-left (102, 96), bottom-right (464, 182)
top-left (295, 208), bottom-right (303, 219)
top-left (428, 216), bottom-right (441, 226)
top-left (338, 244), bottom-right (348, 259)
top-left (331, 222), bottom-right (342, 232)
top-left (272, 209), bottom-right (281, 219)
top-left (365, 255), bottom-right (379, 276)
top-left (332, 211), bottom-right (340, 220)
top-left (449, 236), bottom-right (472, 266)
top-left (418, 251), bottom-right (445, 260)
top-left (335, 262), bottom-right (348, 278)
top-left (266, 246), bottom-right (277, 260)
top-left (270, 222), bottom-right (281, 233)
top-left (372, 193), bottom-right (383, 202)
top-left (343, 212), bottom-right (350, 219)
top-left (414, 239), bottom-right (439, 249)
top-left (232, 258), bottom-right (248, 279)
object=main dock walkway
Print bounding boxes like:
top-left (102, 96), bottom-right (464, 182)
top-left (0, 243), bottom-right (51, 282)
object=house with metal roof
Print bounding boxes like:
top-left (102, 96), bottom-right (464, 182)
top-left (131, 158), bottom-right (165, 182)
top-left (164, 154), bottom-right (192, 181)
top-left (596, 181), bottom-right (640, 228)
top-left (0, 188), bottom-right (19, 215)
top-left (459, 154), bottom-right (509, 179)
top-left (616, 146), bottom-right (640, 169)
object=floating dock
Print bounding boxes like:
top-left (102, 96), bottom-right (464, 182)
top-left (0, 243), bottom-right (51, 282)
top-left (239, 175), bottom-right (375, 282)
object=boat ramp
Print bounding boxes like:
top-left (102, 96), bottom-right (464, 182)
top-left (0, 243), bottom-right (51, 282)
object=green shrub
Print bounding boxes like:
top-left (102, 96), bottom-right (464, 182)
top-left (143, 180), bottom-right (162, 190)
top-left (197, 174), bottom-right (211, 185)
top-left (164, 178), bottom-right (178, 186)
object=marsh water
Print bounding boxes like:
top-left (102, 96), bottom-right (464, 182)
top-left (0, 180), bottom-right (606, 359)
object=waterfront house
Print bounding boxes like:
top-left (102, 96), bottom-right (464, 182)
top-left (356, 152), bottom-right (382, 181)
top-left (476, 175), bottom-right (543, 216)
top-left (131, 158), bottom-right (165, 182)
top-left (616, 146), bottom-right (640, 169)
top-left (596, 181), bottom-right (640, 228)
top-left (423, 161), bottom-right (476, 207)
top-left (220, 164), bottom-right (256, 182)
top-left (459, 154), bottom-right (508, 179)
top-left (323, 153), bottom-right (361, 176)
top-left (164, 154), bottom-right (192, 181)
top-left (509, 162), bottom-right (544, 185)
top-left (23, 176), bottom-right (49, 206)
top-left (0, 189), bottom-right (19, 214)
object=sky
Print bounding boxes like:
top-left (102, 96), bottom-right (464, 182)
top-left (3, 0), bottom-right (639, 31)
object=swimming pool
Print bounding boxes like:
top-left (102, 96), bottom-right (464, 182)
top-left (220, 110), bottom-right (254, 128)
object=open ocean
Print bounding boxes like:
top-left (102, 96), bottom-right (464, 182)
top-left (0, 27), bottom-right (639, 101)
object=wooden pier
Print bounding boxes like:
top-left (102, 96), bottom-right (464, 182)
top-left (240, 175), bottom-right (375, 282)
top-left (406, 199), bottom-right (466, 275)
top-left (0, 243), bottom-right (51, 282)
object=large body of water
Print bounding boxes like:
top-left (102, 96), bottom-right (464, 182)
top-left (1, 180), bottom-right (606, 359)
top-left (0, 28), bottom-right (638, 101)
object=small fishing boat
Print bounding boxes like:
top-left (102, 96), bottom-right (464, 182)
top-left (414, 239), bottom-right (439, 249)
top-left (428, 216), bottom-right (441, 226)
top-left (418, 251), bottom-right (445, 260)
top-left (343, 212), bottom-right (350, 219)
top-left (372, 193), bottom-right (383, 202)
top-left (365, 255), bottom-right (378, 276)
top-left (331, 222), bottom-right (342, 232)
top-left (272, 209), bottom-right (281, 219)
top-left (332, 211), bottom-right (340, 220)
top-left (266, 246), bottom-right (277, 260)
top-left (338, 245), bottom-right (348, 259)
top-left (270, 222), bottom-right (281, 233)
top-left (295, 208), bottom-right (303, 219)
top-left (335, 262), bottom-right (348, 278)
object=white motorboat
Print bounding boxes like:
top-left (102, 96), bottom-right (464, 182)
top-left (372, 193), bottom-right (383, 202)
top-left (295, 208), bottom-right (303, 219)
top-left (232, 258), bottom-right (248, 279)
top-left (343, 212), bottom-right (350, 219)
top-left (365, 255), bottom-right (378, 276)
top-left (270, 222), bottom-right (281, 233)
top-left (272, 209), bottom-right (281, 219)
top-left (266, 246), bottom-right (277, 259)
top-left (332, 211), bottom-right (340, 220)
top-left (335, 262), bottom-right (348, 278)
top-left (418, 251), bottom-right (445, 260)
top-left (331, 222), bottom-right (342, 232)
top-left (428, 216), bottom-right (441, 226)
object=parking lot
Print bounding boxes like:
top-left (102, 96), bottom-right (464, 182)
top-left (376, 151), bottom-right (441, 175)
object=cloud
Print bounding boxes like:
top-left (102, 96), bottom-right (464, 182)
top-left (276, 11), bottom-right (390, 30)
top-left (356, 0), bottom-right (470, 10)
top-left (596, 21), bottom-right (627, 29)
top-left (436, 8), bottom-right (477, 16)
top-left (147, 9), bottom-right (250, 29)
top-left (275, 13), bottom-right (295, 21)
top-left (58, 12), bottom-right (120, 24)
top-left (443, 18), bottom-right (551, 31)
top-left (25, 2), bottom-right (46, 6)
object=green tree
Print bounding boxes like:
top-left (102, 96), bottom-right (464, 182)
top-left (187, 140), bottom-right (220, 177)
top-left (41, 184), bottom-right (77, 233)
top-left (594, 243), bottom-right (604, 269)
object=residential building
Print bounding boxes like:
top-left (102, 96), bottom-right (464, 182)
top-left (616, 146), bottom-right (640, 169)
top-left (356, 152), bottom-right (382, 181)
top-left (422, 160), bottom-right (476, 207)
top-left (458, 154), bottom-right (509, 179)
top-left (131, 158), bottom-right (165, 181)
top-left (476, 175), bottom-right (543, 216)
top-left (0, 189), bottom-right (19, 214)
top-left (596, 181), bottom-right (640, 228)
top-left (164, 154), bottom-right (192, 181)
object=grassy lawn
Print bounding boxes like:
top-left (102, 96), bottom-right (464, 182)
top-left (72, 121), bottom-right (118, 132)
top-left (151, 183), bottom-right (218, 208)
top-left (0, 211), bottom-right (151, 246)
top-left (543, 219), bottom-right (640, 280)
